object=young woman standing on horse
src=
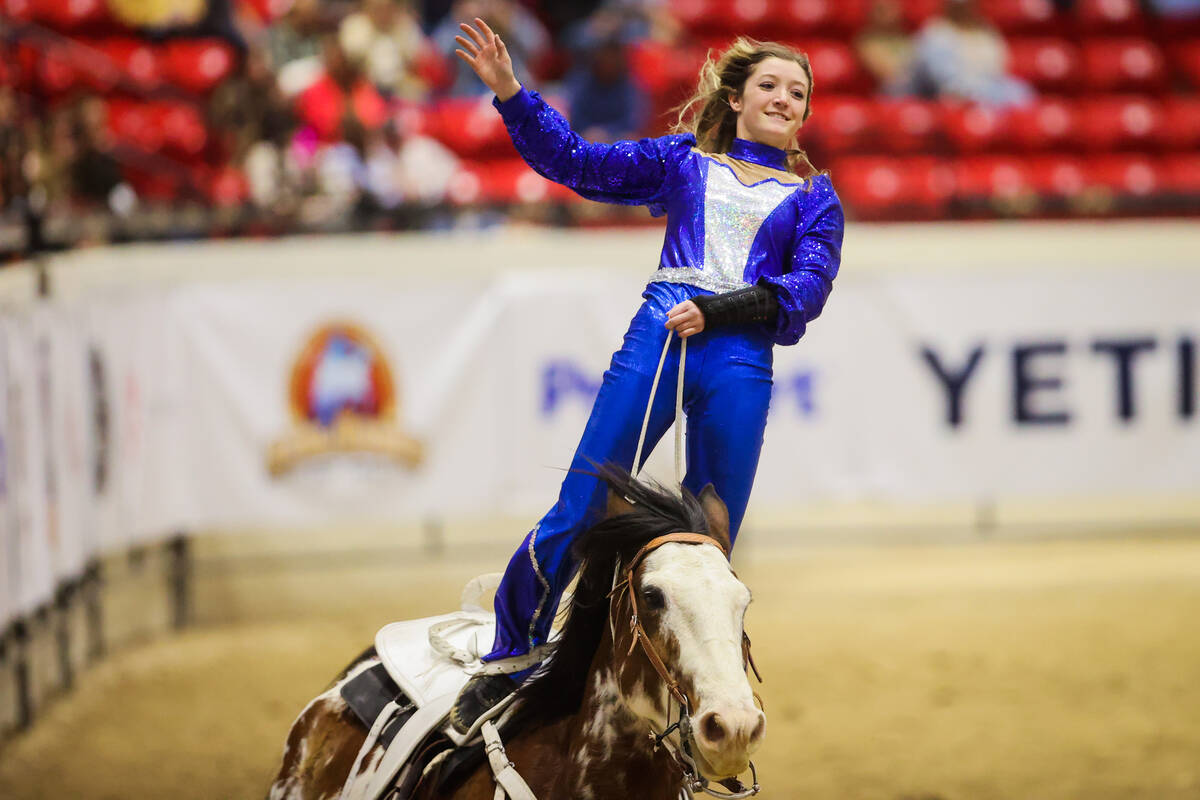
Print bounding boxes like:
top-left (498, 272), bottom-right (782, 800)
top-left (450, 18), bottom-right (844, 733)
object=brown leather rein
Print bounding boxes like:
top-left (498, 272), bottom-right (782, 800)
top-left (609, 532), bottom-right (763, 713)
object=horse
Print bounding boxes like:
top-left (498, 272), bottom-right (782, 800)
top-left (267, 465), bottom-right (766, 800)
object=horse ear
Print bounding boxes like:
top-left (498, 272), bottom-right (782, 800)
top-left (607, 488), bottom-right (637, 518)
top-left (698, 484), bottom-right (731, 554)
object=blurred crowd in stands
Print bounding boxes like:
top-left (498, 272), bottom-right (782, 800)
top-left (2, 0), bottom-right (1200, 258)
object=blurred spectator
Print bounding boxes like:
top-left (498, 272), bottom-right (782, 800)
top-left (431, 0), bottom-right (550, 96)
top-left (0, 88), bottom-right (25, 211)
top-left (315, 117), bottom-right (368, 213)
top-left (910, 0), bottom-right (1033, 107)
top-left (1146, 0), bottom-right (1200, 16)
top-left (391, 114), bottom-right (460, 205)
top-left (561, 0), bottom-right (668, 50)
top-left (296, 36), bottom-right (389, 142)
top-left (856, 0), bottom-right (914, 96)
top-left (211, 44), bottom-right (296, 157)
top-left (339, 0), bottom-right (432, 99)
top-left (72, 98), bottom-right (125, 210)
top-left (565, 33), bottom-right (648, 141)
top-left (268, 0), bottom-right (331, 96)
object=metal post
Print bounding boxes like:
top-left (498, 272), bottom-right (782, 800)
top-left (83, 560), bottom-right (105, 661)
top-left (167, 534), bottom-right (192, 630)
top-left (422, 517), bottom-right (445, 557)
top-left (0, 625), bottom-right (11, 738)
top-left (975, 499), bottom-right (996, 538)
top-left (13, 619), bottom-right (32, 731)
top-left (54, 583), bottom-right (74, 692)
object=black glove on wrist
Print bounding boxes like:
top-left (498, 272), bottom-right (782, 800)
top-left (691, 286), bottom-right (779, 329)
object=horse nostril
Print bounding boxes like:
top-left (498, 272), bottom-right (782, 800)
top-left (749, 713), bottom-right (766, 745)
top-left (700, 712), bottom-right (726, 744)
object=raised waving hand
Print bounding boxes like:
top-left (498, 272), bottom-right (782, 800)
top-left (454, 18), bottom-right (522, 102)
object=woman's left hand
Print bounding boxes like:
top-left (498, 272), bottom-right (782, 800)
top-left (665, 300), bottom-right (705, 338)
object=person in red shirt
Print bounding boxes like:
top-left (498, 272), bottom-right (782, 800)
top-left (296, 35), bottom-right (389, 143)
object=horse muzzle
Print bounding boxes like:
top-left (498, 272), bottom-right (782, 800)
top-left (689, 704), bottom-right (766, 780)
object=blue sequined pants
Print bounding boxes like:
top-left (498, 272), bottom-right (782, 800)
top-left (484, 284), bottom-right (774, 662)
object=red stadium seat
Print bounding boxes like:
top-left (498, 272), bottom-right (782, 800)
top-left (899, 0), bottom-right (943, 30)
top-left (155, 103), bottom-right (208, 157)
top-left (98, 39), bottom-right (164, 93)
top-left (30, 0), bottom-right (109, 30)
top-left (3, 0), bottom-right (34, 22)
top-left (1170, 40), bottom-right (1200, 90)
top-left (124, 166), bottom-right (182, 201)
top-left (716, 0), bottom-right (775, 38)
top-left (668, 0), bottom-right (723, 34)
top-left (446, 160), bottom-right (570, 205)
top-left (942, 104), bottom-right (1015, 153)
top-left (107, 99), bottom-right (165, 152)
top-left (1007, 38), bottom-right (1082, 94)
top-left (831, 158), bottom-right (905, 220)
top-left (781, 0), bottom-right (868, 36)
top-left (832, 156), bottom-right (954, 220)
top-left (206, 165), bottom-right (250, 207)
top-left (33, 43), bottom-right (81, 94)
top-left (873, 99), bottom-right (942, 153)
top-left (1075, 0), bottom-right (1146, 34)
top-left (163, 39), bottom-right (237, 93)
top-left (427, 98), bottom-right (517, 160)
top-left (803, 40), bottom-right (870, 94)
top-left (1077, 95), bottom-right (1164, 151)
top-left (1159, 154), bottom-right (1200, 198)
top-left (1081, 38), bottom-right (1168, 93)
top-left (1161, 96), bottom-right (1200, 152)
top-left (1086, 154), bottom-right (1163, 198)
top-left (1009, 98), bottom-right (1082, 151)
top-left (979, 0), bottom-right (1060, 34)
top-left (810, 95), bottom-right (877, 154)
top-left (954, 156), bottom-right (1038, 215)
top-left (1026, 155), bottom-right (1088, 197)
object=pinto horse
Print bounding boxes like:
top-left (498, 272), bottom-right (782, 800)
top-left (268, 466), bottom-right (765, 800)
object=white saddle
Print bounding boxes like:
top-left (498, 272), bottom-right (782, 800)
top-left (341, 575), bottom-right (540, 800)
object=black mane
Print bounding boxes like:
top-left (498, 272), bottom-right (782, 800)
top-left (512, 463), bottom-right (710, 726)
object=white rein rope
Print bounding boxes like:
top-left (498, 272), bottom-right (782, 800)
top-left (631, 330), bottom-right (687, 489)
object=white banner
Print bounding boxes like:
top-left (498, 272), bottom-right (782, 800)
top-left (2, 313), bottom-right (54, 616)
top-left (130, 264), bottom-right (1197, 529)
top-left (0, 225), bottom-right (1192, 557)
top-left (41, 304), bottom-right (94, 581)
top-left (0, 316), bottom-right (12, 628)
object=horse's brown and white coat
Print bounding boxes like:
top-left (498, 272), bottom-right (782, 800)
top-left (268, 478), bottom-right (765, 800)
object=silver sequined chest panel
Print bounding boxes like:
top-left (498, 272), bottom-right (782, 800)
top-left (701, 161), bottom-right (798, 289)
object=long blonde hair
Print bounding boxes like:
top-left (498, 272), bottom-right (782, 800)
top-left (672, 37), bottom-right (819, 179)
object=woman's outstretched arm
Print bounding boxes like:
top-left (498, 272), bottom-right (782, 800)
top-left (454, 17), bottom-right (691, 206)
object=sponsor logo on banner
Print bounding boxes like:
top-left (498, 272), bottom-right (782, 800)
top-left (267, 322), bottom-right (423, 476)
top-left (919, 333), bottom-right (1197, 428)
top-left (539, 360), bottom-right (821, 418)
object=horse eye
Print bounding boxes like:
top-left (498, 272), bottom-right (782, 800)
top-left (641, 586), bottom-right (666, 611)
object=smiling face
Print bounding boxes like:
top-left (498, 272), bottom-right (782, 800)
top-left (729, 56), bottom-right (811, 150)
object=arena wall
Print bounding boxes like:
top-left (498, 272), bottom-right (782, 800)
top-left (1, 221), bottom-right (1198, 733)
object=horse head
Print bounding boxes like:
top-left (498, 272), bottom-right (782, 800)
top-left (604, 480), bottom-right (766, 784)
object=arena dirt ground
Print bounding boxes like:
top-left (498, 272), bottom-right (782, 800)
top-left (2, 533), bottom-right (1199, 800)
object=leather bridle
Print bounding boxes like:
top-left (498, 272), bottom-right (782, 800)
top-left (609, 532), bottom-right (764, 799)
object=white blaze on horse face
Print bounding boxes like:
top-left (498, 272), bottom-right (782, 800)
top-left (640, 542), bottom-right (764, 780)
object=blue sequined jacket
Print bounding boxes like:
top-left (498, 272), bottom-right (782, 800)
top-left (494, 88), bottom-right (845, 347)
